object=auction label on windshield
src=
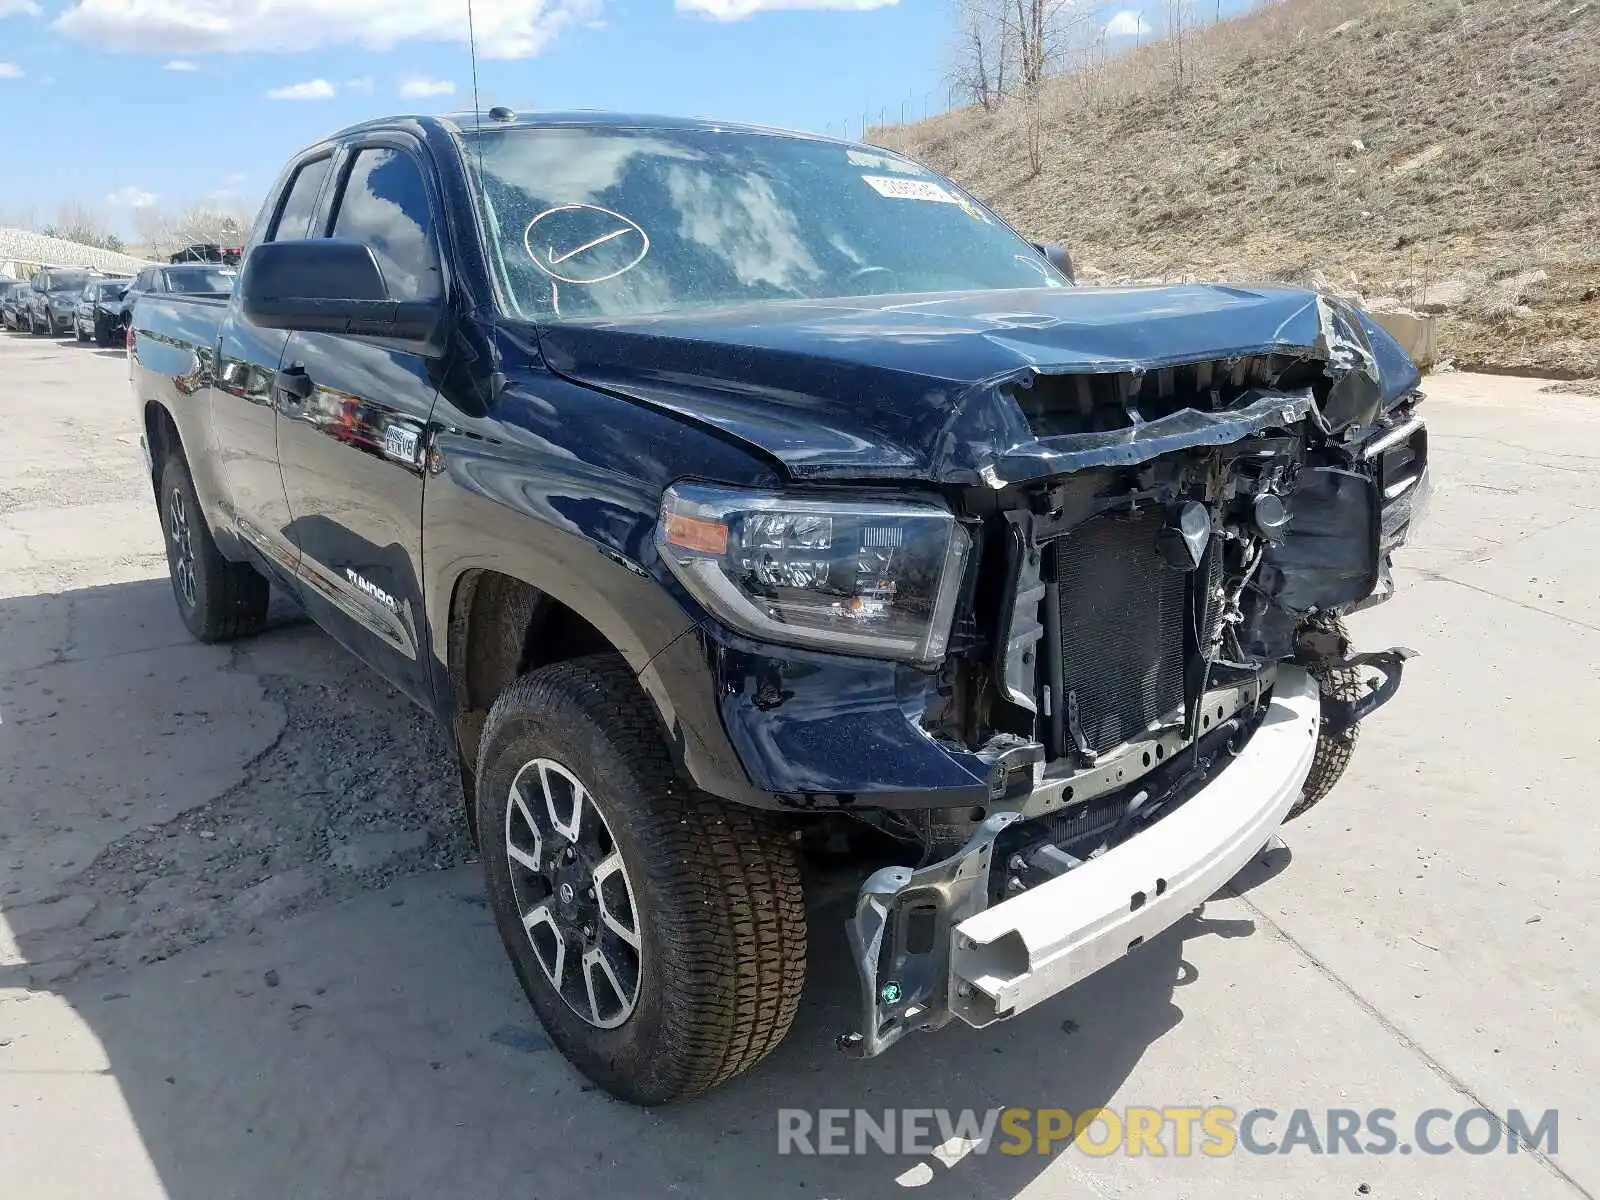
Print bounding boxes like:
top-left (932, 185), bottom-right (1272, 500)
top-left (860, 174), bottom-right (959, 204)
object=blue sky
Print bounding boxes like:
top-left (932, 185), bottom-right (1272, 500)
top-left (0, 0), bottom-right (1180, 237)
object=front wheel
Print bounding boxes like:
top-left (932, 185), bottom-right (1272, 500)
top-left (1284, 615), bottom-right (1362, 821)
top-left (476, 655), bottom-right (807, 1105)
top-left (158, 451), bottom-right (270, 642)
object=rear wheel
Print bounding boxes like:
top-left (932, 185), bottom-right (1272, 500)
top-left (158, 451), bottom-right (270, 642)
top-left (476, 655), bottom-right (807, 1105)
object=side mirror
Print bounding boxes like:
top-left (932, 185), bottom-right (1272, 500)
top-left (1032, 242), bottom-right (1076, 285)
top-left (239, 238), bottom-right (441, 341)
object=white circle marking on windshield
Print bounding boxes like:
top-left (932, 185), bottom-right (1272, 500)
top-left (523, 204), bottom-right (650, 285)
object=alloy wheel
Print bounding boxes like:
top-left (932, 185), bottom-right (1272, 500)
top-left (167, 485), bottom-right (197, 608)
top-left (504, 758), bottom-right (643, 1029)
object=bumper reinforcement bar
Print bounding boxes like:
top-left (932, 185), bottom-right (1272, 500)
top-left (840, 666), bottom-right (1322, 1057)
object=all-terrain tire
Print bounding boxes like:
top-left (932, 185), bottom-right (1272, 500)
top-left (158, 451), bottom-right (270, 643)
top-left (1284, 615), bottom-right (1363, 821)
top-left (476, 655), bottom-right (807, 1105)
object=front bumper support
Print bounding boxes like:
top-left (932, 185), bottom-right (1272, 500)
top-left (1317, 646), bottom-right (1415, 738)
top-left (841, 666), bottom-right (1322, 1056)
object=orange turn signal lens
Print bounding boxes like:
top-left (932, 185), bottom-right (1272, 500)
top-left (664, 512), bottom-right (728, 555)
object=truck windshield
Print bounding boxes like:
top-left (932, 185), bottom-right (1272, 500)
top-left (464, 125), bottom-right (1068, 321)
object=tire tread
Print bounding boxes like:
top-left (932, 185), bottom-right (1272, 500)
top-left (159, 451), bottom-right (270, 643)
top-left (479, 655), bottom-right (806, 1103)
top-left (1286, 616), bottom-right (1362, 821)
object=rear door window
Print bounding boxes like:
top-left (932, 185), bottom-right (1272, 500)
top-left (271, 155), bottom-right (334, 242)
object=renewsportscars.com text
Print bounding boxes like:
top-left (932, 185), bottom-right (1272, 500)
top-left (777, 1107), bottom-right (1559, 1158)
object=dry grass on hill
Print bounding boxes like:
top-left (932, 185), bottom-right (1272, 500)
top-left (879, 0), bottom-right (1599, 377)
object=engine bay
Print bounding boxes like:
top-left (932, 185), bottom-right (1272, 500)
top-left (897, 370), bottom-right (1429, 861)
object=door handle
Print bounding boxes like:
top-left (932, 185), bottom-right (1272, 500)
top-left (274, 365), bottom-right (314, 404)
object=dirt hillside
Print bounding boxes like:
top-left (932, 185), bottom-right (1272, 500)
top-left (881, 0), bottom-right (1599, 377)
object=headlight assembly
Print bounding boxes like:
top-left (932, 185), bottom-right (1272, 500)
top-left (656, 483), bottom-right (972, 665)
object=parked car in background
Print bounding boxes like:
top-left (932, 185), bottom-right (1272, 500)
top-left (74, 277), bottom-right (132, 346)
top-left (170, 243), bottom-right (243, 266)
top-left (119, 264), bottom-right (238, 340)
top-left (25, 268), bottom-right (99, 335)
top-left (0, 280), bottom-right (27, 330)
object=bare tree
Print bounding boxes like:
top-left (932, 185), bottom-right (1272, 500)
top-left (1166, 0), bottom-right (1193, 94)
top-left (1012, 0), bottom-right (1046, 87)
top-left (41, 201), bottom-right (123, 252)
top-left (950, 0), bottom-right (1010, 111)
top-left (949, 0), bottom-right (1090, 112)
top-left (1022, 83), bottom-right (1047, 175)
top-left (132, 203), bottom-right (252, 259)
top-left (173, 203), bottom-right (250, 247)
top-left (1012, 0), bottom-right (1091, 88)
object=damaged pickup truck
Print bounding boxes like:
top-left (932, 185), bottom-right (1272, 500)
top-left (130, 110), bottom-right (1429, 1105)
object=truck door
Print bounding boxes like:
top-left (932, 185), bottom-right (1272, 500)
top-left (210, 151), bottom-right (335, 580)
top-left (275, 137), bottom-right (444, 705)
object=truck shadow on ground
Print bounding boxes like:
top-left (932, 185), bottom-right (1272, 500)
top-left (0, 577), bottom-right (1287, 1200)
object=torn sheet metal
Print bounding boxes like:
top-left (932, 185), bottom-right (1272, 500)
top-left (1310, 294), bottom-right (1384, 433)
top-left (536, 283), bottom-right (1414, 485)
top-left (988, 390), bottom-right (1317, 480)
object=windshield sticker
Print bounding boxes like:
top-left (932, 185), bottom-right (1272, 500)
top-left (523, 204), bottom-right (650, 285)
top-left (860, 175), bottom-right (959, 204)
top-left (847, 149), bottom-right (923, 175)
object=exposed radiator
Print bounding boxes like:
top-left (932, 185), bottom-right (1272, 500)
top-left (1054, 510), bottom-right (1189, 755)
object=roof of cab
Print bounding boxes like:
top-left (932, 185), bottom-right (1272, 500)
top-left (328, 109), bottom-right (856, 147)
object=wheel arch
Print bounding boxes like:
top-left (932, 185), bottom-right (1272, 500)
top-left (446, 568), bottom-right (651, 838)
top-left (143, 399), bottom-right (182, 498)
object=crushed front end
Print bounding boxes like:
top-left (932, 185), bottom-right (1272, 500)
top-left (840, 327), bottom-right (1429, 1057)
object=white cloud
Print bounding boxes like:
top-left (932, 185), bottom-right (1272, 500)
top-left (54, 0), bottom-right (598, 59)
top-left (0, 62), bottom-right (24, 78)
top-left (206, 171), bottom-right (250, 200)
top-left (1104, 8), bottom-right (1150, 38)
top-left (107, 185), bottom-right (158, 207)
top-left (346, 76), bottom-right (374, 93)
top-left (399, 76), bottom-right (455, 98)
top-left (0, 0), bottom-right (41, 16)
top-left (267, 78), bottom-right (336, 100)
top-left (163, 58), bottom-right (198, 69)
top-left (677, 0), bottom-right (895, 17)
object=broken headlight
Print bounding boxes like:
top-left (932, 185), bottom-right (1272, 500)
top-left (656, 483), bottom-right (972, 665)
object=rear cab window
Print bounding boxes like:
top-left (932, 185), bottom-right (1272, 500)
top-left (270, 155), bottom-right (335, 242)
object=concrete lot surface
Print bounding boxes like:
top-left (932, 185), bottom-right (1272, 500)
top-left (1, 331), bottom-right (1595, 1199)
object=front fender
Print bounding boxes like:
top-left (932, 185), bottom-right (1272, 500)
top-left (421, 363), bottom-right (781, 753)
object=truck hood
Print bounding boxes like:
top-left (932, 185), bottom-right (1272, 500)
top-left (534, 283), bottom-right (1421, 486)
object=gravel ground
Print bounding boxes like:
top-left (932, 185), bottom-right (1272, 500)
top-left (0, 332), bottom-right (471, 987)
